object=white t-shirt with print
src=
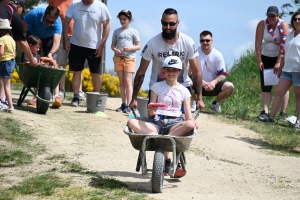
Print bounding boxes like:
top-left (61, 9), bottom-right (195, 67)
top-left (197, 47), bottom-right (226, 82)
top-left (283, 30), bottom-right (300, 72)
top-left (112, 27), bottom-right (140, 58)
top-left (141, 32), bottom-right (199, 88)
top-left (66, 0), bottom-right (111, 49)
top-left (151, 81), bottom-right (191, 117)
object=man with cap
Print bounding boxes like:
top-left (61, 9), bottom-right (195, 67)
top-left (255, 6), bottom-right (290, 121)
top-left (8, 0), bottom-right (25, 15)
top-left (127, 56), bottom-right (198, 178)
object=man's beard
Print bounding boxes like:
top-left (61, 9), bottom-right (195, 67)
top-left (162, 28), bottom-right (177, 40)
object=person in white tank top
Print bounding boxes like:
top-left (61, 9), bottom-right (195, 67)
top-left (255, 6), bottom-right (290, 121)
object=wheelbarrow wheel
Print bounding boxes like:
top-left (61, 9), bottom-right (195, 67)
top-left (151, 149), bottom-right (164, 193)
top-left (36, 87), bottom-right (50, 114)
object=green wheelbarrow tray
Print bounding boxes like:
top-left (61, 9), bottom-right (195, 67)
top-left (16, 63), bottom-right (66, 114)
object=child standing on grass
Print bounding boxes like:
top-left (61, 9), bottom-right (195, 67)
top-left (0, 18), bottom-right (16, 113)
top-left (111, 9), bottom-right (140, 114)
top-left (127, 56), bottom-right (198, 178)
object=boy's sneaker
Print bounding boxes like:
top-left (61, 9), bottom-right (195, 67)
top-left (123, 104), bottom-right (131, 114)
top-left (78, 91), bottom-right (86, 101)
top-left (27, 97), bottom-right (37, 106)
top-left (278, 111), bottom-right (287, 121)
top-left (116, 103), bottom-right (126, 112)
top-left (59, 90), bottom-right (65, 99)
top-left (258, 110), bottom-right (269, 122)
top-left (71, 97), bottom-right (79, 107)
top-left (0, 102), bottom-right (8, 109)
top-left (164, 159), bottom-right (171, 176)
top-left (191, 101), bottom-right (196, 112)
top-left (295, 120), bottom-right (300, 131)
top-left (210, 103), bottom-right (221, 113)
top-left (174, 163), bottom-right (186, 178)
top-left (52, 96), bottom-right (62, 108)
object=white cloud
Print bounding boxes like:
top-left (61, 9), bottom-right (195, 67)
top-left (135, 19), bottom-right (159, 42)
top-left (178, 20), bottom-right (188, 33)
top-left (233, 41), bottom-right (254, 59)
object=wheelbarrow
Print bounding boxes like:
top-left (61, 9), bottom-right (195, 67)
top-left (16, 63), bottom-right (66, 114)
top-left (123, 109), bottom-right (200, 193)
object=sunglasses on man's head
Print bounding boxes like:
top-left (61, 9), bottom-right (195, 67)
top-left (293, 18), bottom-right (300, 22)
top-left (200, 39), bottom-right (211, 43)
top-left (44, 18), bottom-right (55, 24)
top-left (161, 21), bottom-right (177, 26)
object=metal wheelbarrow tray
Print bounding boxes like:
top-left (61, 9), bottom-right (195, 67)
top-left (16, 63), bottom-right (66, 114)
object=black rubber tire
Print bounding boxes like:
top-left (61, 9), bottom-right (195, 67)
top-left (36, 87), bottom-right (50, 114)
top-left (151, 149), bottom-right (164, 193)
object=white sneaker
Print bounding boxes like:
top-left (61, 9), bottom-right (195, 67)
top-left (210, 103), bottom-right (221, 113)
top-left (78, 91), bottom-right (86, 101)
top-left (59, 90), bottom-right (65, 99)
top-left (191, 101), bottom-right (196, 112)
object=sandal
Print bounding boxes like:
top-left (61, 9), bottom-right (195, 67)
top-left (3, 107), bottom-right (14, 113)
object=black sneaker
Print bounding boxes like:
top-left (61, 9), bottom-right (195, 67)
top-left (258, 110), bottom-right (269, 122)
top-left (71, 97), bottom-right (79, 107)
top-left (116, 103), bottom-right (126, 112)
top-left (164, 159), bottom-right (171, 176)
top-left (258, 115), bottom-right (275, 123)
top-left (278, 111), bottom-right (287, 120)
top-left (123, 105), bottom-right (131, 114)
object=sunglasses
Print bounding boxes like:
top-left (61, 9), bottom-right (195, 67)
top-left (161, 21), bottom-right (177, 26)
top-left (44, 18), bottom-right (55, 24)
top-left (200, 39), bottom-right (211, 43)
top-left (293, 18), bottom-right (300, 22)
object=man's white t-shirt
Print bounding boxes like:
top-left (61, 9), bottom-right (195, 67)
top-left (141, 32), bottom-right (199, 88)
top-left (151, 81), bottom-right (191, 117)
top-left (66, 0), bottom-right (111, 49)
top-left (197, 47), bottom-right (226, 82)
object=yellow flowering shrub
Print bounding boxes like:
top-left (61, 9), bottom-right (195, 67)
top-left (11, 65), bottom-right (148, 98)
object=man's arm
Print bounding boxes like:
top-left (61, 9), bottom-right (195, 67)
top-left (96, 19), bottom-right (110, 57)
top-left (63, 17), bottom-right (71, 52)
top-left (189, 57), bottom-right (205, 109)
top-left (129, 58), bottom-right (150, 108)
top-left (47, 34), bottom-right (61, 59)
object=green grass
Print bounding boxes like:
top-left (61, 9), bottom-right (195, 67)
top-left (0, 117), bottom-right (34, 167)
top-left (204, 49), bottom-right (300, 152)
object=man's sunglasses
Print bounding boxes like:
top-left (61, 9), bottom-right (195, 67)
top-left (161, 21), bottom-right (177, 26)
top-left (200, 39), bottom-right (211, 43)
top-left (44, 18), bottom-right (55, 24)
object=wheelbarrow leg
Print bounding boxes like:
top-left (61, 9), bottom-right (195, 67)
top-left (136, 150), bottom-right (142, 172)
top-left (17, 86), bottom-right (29, 106)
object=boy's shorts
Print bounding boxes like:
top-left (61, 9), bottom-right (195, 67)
top-left (53, 36), bottom-right (70, 65)
top-left (148, 117), bottom-right (182, 135)
top-left (113, 56), bottom-right (135, 73)
top-left (0, 59), bottom-right (15, 78)
top-left (280, 71), bottom-right (300, 87)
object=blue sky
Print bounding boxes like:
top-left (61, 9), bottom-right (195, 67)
top-left (40, 0), bottom-right (291, 89)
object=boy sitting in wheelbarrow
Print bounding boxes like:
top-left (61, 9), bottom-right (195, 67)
top-left (127, 56), bottom-right (198, 178)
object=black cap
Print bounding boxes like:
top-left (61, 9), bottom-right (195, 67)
top-left (118, 9), bottom-right (132, 19)
top-left (267, 6), bottom-right (279, 16)
top-left (10, 0), bottom-right (25, 13)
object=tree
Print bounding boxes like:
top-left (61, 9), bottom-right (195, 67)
top-left (281, 0), bottom-right (300, 17)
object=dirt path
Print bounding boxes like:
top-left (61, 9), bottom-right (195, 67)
top-left (1, 90), bottom-right (300, 199)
